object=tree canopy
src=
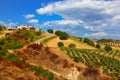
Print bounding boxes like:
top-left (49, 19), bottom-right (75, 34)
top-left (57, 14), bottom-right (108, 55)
top-left (47, 29), bottom-right (53, 33)
top-left (55, 30), bottom-right (68, 40)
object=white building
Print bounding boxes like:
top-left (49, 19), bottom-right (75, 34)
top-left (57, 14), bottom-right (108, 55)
top-left (16, 24), bottom-right (32, 30)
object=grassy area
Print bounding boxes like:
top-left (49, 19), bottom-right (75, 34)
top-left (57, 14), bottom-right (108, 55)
top-left (15, 30), bottom-right (42, 42)
top-left (30, 66), bottom-right (54, 80)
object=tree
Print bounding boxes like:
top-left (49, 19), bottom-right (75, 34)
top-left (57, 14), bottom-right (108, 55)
top-left (68, 43), bottom-right (76, 48)
top-left (0, 26), bottom-right (6, 30)
top-left (83, 38), bottom-right (94, 47)
top-left (104, 45), bottom-right (112, 52)
top-left (47, 29), bottom-right (53, 33)
top-left (35, 31), bottom-right (41, 36)
top-left (55, 30), bottom-right (68, 40)
top-left (96, 43), bottom-right (101, 49)
top-left (57, 42), bottom-right (64, 47)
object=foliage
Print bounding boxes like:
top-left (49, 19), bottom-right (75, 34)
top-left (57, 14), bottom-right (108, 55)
top-left (57, 42), bottom-right (64, 47)
top-left (0, 37), bottom-right (25, 52)
top-left (68, 43), bottom-right (76, 48)
top-left (96, 43), bottom-right (101, 49)
top-left (55, 30), bottom-right (68, 40)
top-left (83, 38), bottom-right (94, 47)
top-left (0, 26), bottom-right (6, 30)
top-left (104, 45), bottom-right (112, 52)
top-left (35, 31), bottom-right (41, 36)
top-left (0, 52), bottom-right (25, 64)
top-left (31, 66), bottom-right (54, 80)
top-left (15, 30), bottom-right (42, 42)
top-left (47, 29), bottom-right (53, 33)
top-left (65, 47), bottom-right (120, 79)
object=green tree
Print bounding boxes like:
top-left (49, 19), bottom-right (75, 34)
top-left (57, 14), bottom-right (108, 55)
top-left (68, 43), bottom-right (76, 48)
top-left (104, 45), bottom-right (112, 52)
top-left (35, 31), bottom-right (41, 36)
top-left (83, 38), bottom-right (94, 47)
top-left (47, 29), bottom-right (53, 33)
top-left (55, 30), bottom-right (68, 40)
top-left (0, 26), bottom-right (6, 30)
top-left (57, 42), bottom-right (64, 47)
top-left (96, 43), bottom-right (101, 49)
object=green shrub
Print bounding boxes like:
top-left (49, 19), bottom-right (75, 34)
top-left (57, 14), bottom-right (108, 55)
top-left (35, 31), bottom-right (41, 36)
top-left (83, 38), bottom-right (94, 47)
top-left (96, 43), bottom-right (101, 49)
top-left (55, 30), bottom-right (68, 40)
top-left (57, 42), bottom-right (64, 47)
top-left (104, 45), bottom-right (112, 52)
top-left (31, 66), bottom-right (54, 80)
top-left (47, 29), bottom-right (53, 33)
top-left (0, 39), bottom-right (5, 45)
top-left (16, 30), bottom-right (21, 34)
top-left (68, 43), bottom-right (76, 48)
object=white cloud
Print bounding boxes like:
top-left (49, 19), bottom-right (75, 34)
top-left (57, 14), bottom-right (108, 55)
top-left (28, 19), bottom-right (38, 24)
top-left (85, 32), bottom-right (108, 37)
top-left (0, 20), bottom-right (17, 28)
top-left (37, 0), bottom-right (120, 39)
top-left (24, 14), bottom-right (35, 19)
top-left (0, 21), bottom-right (5, 26)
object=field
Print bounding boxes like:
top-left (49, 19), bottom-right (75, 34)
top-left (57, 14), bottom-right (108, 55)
top-left (46, 37), bottom-right (95, 49)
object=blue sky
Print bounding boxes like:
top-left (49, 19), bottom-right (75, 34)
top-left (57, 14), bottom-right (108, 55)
top-left (0, 0), bottom-right (120, 40)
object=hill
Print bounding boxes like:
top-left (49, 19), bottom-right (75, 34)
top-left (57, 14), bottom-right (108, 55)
top-left (0, 28), bottom-right (120, 80)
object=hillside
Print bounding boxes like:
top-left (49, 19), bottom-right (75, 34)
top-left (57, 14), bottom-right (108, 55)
top-left (0, 28), bottom-right (120, 80)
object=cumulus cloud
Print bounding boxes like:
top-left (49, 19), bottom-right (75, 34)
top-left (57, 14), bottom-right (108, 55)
top-left (37, 0), bottom-right (120, 39)
top-left (27, 19), bottom-right (38, 24)
top-left (24, 14), bottom-right (35, 19)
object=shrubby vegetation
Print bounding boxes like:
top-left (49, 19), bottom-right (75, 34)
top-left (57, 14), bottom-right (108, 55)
top-left (55, 30), bottom-right (68, 40)
top-left (65, 48), bottom-right (120, 80)
top-left (47, 29), bottom-right (53, 33)
top-left (31, 66), bottom-right (54, 80)
top-left (0, 26), bottom-right (6, 30)
top-left (68, 43), bottom-right (76, 48)
top-left (104, 45), bottom-right (112, 52)
top-left (57, 42), bottom-right (64, 47)
top-left (16, 30), bottom-right (41, 42)
top-left (96, 43), bottom-right (101, 49)
top-left (83, 38), bottom-right (94, 47)
top-left (0, 37), bottom-right (25, 52)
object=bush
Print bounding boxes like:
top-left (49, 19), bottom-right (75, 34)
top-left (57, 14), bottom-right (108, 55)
top-left (57, 42), bottom-right (64, 47)
top-left (55, 30), bottom-right (68, 40)
top-left (16, 30), bottom-right (21, 34)
top-left (83, 38), bottom-right (94, 47)
top-left (68, 43), bottom-right (76, 48)
top-left (96, 43), bottom-right (101, 49)
top-left (0, 26), bottom-right (6, 30)
top-left (104, 45), bottom-right (112, 52)
top-left (47, 29), bottom-right (53, 33)
top-left (35, 31), bottom-right (41, 36)
top-left (0, 39), bottom-right (5, 45)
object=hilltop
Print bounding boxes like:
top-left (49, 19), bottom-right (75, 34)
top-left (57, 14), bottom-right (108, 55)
top-left (0, 25), bottom-right (120, 80)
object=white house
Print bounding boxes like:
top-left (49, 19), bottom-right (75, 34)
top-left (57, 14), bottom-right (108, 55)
top-left (16, 24), bottom-right (32, 30)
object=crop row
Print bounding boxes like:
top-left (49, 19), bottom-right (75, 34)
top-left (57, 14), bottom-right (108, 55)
top-left (65, 48), bottom-right (120, 79)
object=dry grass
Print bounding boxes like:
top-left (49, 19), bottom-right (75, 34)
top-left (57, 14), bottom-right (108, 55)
top-left (46, 37), bottom-right (95, 49)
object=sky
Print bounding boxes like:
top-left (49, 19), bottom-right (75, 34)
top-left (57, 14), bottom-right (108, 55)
top-left (0, 0), bottom-right (120, 40)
